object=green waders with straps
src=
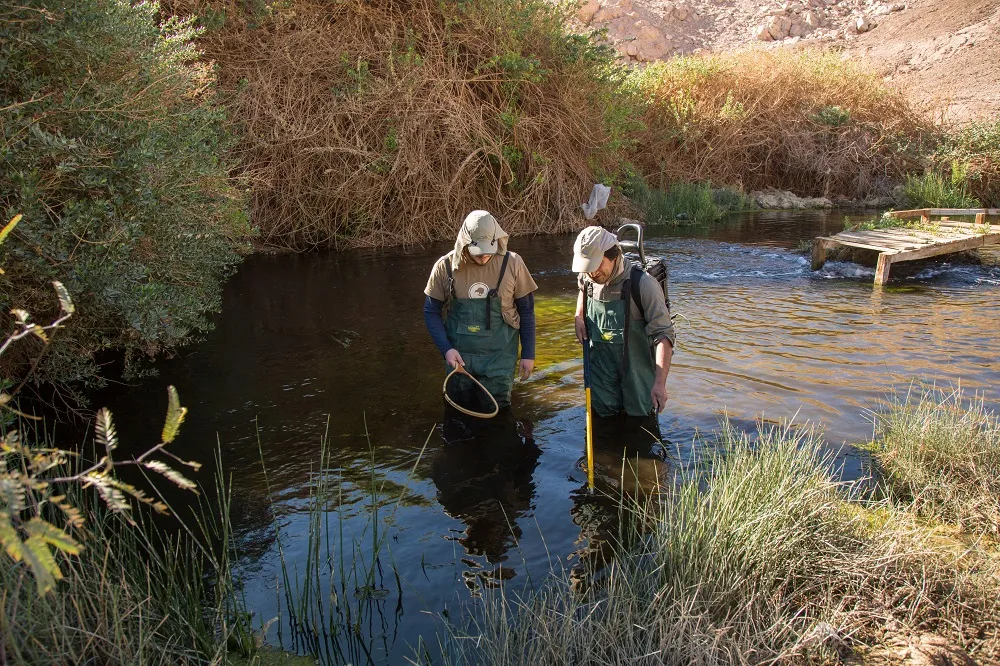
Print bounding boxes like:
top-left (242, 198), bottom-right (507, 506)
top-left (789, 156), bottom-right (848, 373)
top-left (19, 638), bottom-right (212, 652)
top-left (444, 253), bottom-right (519, 408)
top-left (584, 266), bottom-right (657, 417)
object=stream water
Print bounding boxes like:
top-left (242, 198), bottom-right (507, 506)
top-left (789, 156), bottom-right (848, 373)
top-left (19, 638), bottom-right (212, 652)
top-left (103, 210), bottom-right (1000, 663)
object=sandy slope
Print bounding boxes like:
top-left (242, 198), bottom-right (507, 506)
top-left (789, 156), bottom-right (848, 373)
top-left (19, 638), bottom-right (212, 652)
top-left (573, 0), bottom-right (1000, 123)
top-left (846, 0), bottom-right (1000, 123)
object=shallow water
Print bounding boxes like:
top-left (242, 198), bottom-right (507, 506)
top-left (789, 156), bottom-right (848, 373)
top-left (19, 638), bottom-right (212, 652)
top-left (103, 210), bottom-right (1000, 663)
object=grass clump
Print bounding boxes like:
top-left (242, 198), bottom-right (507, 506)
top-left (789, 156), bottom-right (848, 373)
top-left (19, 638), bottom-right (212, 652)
top-left (869, 386), bottom-right (1000, 537)
top-left (903, 166), bottom-right (982, 209)
top-left (934, 120), bottom-right (1000, 208)
top-left (440, 420), bottom-right (1000, 664)
top-left (1, 500), bottom-right (247, 665)
top-left (624, 176), bottom-right (752, 225)
top-left (632, 52), bottom-right (930, 202)
top-left (0, 0), bottom-right (247, 391)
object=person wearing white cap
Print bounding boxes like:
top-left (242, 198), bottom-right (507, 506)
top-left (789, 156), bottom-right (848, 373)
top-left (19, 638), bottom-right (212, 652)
top-left (572, 226), bottom-right (674, 417)
top-left (423, 210), bottom-right (538, 410)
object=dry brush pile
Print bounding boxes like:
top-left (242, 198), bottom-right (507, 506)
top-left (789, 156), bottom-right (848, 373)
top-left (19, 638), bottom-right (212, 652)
top-left (164, 1), bottom-right (940, 250)
top-left (632, 51), bottom-right (933, 199)
top-left (167, 0), bottom-right (633, 249)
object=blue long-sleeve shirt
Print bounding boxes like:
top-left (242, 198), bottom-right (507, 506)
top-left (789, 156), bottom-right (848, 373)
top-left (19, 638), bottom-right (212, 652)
top-left (423, 294), bottom-right (535, 360)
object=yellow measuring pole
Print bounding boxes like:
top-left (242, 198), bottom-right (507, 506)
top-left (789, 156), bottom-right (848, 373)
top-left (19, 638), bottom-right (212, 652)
top-left (583, 338), bottom-right (594, 490)
top-left (585, 385), bottom-right (594, 489)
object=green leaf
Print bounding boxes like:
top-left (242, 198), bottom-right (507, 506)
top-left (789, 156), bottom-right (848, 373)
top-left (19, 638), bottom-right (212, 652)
top-left (0, 519), bottom-right (21, 557)
top-left (22, 534), bottom-right (63, 595)
top-left (25, 517), bottom-right (81, 556)
top-left (161, 386), bottom-right (187, 444)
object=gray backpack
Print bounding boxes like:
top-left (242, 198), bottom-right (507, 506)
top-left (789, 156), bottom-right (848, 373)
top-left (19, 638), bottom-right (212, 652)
top-left (616, 222), bottom-right (671, 315)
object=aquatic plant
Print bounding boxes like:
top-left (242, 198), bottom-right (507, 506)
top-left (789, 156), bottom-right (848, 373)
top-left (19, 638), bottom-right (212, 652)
top-left (868, 385), bottom-right (1000, 537)
top-left (436, 420), bottom-right (1000, 664)
top-left (624, 177), bottom-right (751, 225)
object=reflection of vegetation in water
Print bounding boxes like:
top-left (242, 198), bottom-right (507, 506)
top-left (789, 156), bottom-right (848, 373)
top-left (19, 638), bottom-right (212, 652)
top-left (258, 423), bottom-right (432, 665)
top-left (438, 418), bottom-right (1000, 664)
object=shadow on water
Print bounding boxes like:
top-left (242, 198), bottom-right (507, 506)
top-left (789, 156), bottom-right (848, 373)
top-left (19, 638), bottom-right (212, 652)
top-left (97, 209), bottom-right (1000, 663)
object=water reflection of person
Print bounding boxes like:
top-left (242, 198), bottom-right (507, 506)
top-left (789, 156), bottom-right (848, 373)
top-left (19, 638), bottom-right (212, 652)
top-left (430, 406), bottom-right (540, 589)
top-left (569, 415), bottom-right (671, 589)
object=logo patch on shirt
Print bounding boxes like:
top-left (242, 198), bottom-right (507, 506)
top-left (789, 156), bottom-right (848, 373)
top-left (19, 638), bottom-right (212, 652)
top-left (467, 325), bottom-right (481, 333)
top-left (468, 282), bottom-right (489, 299)
top-left (601, 331), bottom-right (614, 341)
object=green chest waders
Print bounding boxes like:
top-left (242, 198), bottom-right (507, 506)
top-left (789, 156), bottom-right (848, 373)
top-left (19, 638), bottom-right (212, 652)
top-left (444, 254), bottom-right (519, 408)
top-left (584, 268), bottom-right (657, 417)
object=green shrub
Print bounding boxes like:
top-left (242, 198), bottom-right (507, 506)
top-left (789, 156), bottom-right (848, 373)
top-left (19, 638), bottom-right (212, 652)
top-left (0, 0), bottom-right (248, 390)
top-left (903, 167), bottom-right (981, 209)
top-left (934, 121), bottom-right (1000, 207)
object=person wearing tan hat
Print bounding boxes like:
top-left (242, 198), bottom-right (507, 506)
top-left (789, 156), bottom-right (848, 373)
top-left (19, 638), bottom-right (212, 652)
top-left (423, 210), bottom-right (538, 410)
top-left (572, 226), bottom-right (674, 417)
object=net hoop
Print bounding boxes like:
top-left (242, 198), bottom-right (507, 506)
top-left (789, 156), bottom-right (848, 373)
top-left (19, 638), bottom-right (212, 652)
top-left (442, 365), bottom-right (499, 419)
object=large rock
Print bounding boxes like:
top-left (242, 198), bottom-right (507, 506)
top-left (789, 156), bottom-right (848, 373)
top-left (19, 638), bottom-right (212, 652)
top-left (854, 15), bottom-right (876, 33)
top-left (754, 23), bottom-right (774, 41)
top-left (576, 0), bottom-right (600, 24)
top-left (802, 9), bottom-right (823, 29)
top-left (766, 15), bottom-right (793, 40)
top-left (753, 189), bottom-right (834, 209)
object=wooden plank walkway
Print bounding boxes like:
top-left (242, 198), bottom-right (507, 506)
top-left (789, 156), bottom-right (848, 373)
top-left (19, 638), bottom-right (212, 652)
top-left (811, 209), bottom-right (1000, 285)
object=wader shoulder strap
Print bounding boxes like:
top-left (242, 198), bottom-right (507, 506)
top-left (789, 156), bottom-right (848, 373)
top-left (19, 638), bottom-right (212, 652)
top-left (620, 271), bottom-right (633, 379)
top-left (445, 258), bottom-right (456, 300)
top-left (485, 252), bottom-right (511, 330)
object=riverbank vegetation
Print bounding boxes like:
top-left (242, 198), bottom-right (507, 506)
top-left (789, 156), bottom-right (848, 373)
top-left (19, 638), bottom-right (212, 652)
top-left (440, 407), bottom-right (1000, 665)
top-left (869, 387), bottom-right (1000, 537)
top-left (162, 0), bottom-right (950, 250)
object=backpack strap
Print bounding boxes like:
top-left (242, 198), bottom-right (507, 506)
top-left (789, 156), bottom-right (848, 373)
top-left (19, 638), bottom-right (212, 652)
top-left (485, 252), bottom-right (510, 330)
top-left (629, 265), bottom-right (645, 322)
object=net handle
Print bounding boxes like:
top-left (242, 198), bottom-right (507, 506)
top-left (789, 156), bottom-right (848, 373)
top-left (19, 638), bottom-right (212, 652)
top-left (442, 364), bottom-right (499, 419)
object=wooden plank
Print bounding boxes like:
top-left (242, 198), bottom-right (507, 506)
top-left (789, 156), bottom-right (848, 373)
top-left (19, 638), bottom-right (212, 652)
top-left (976, 213), bottom-right (985, 225)
top-left (885, 208), bottom-right (931, 219)
top-left (874, 253), bottom-right (892, 286)
top-left (827, 239), bottom-right (902, 253)
top-left (890, 232), bottom-right (1000, 263)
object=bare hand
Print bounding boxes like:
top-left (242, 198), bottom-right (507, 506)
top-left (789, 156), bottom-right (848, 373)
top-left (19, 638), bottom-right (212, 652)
top-left (519, 359), bottom-right (534, 380)
top-left (574, 315), bottom-right (588, 344)
top-left (651, 384), bottom-right (669, 413)
top-left (445, 348), bottom-right (464, 369)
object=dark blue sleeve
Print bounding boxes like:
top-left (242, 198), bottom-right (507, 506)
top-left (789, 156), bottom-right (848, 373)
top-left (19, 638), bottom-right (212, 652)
top-left (514, 293), bottom-right (535, 360)
top-left (423, 296), bottom-right (452, 358)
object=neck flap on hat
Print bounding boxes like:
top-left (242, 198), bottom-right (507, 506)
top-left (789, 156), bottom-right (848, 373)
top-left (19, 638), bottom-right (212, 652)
top-left (451, 218), bottom-right (509, 271)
